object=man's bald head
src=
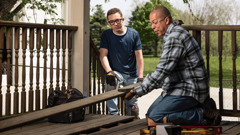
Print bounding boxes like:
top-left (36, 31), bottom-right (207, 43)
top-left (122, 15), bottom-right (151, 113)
top-left (151, 6), bottom-right (172, 22)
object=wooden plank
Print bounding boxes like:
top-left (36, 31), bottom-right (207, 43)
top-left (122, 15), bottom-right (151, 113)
top-left (49, 115), bottom-right (134, 135)
top-left (89, 119), bottom-right (147, 135)
top-left (221, 122), bottom-right (240, 134)
top-left (0, 20), bottom-right (78, 30)
top-left (0, 83), bottom-right (140, 131)
top-left (0, 115), bottom-right (122, 134)
top-left (183, 25), bottom-right (240, 31)
top-left (4, 115), bottom-right (110, 135)
top-left (118, 82), bottom-right (140, 92)
top-left (0, 119), bottom-right (53, 135)
top-left (127, 131), bottom-right (141, 135)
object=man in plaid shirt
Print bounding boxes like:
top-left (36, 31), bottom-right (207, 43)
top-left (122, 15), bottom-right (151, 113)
top-left (125, 6), bottom-right (221, 127)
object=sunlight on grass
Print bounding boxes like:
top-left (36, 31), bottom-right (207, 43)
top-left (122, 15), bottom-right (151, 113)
top-left (143, 55), bottom-right (240, 88)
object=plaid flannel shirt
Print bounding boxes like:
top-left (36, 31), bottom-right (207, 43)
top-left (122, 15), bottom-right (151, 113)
top-left (134, 22), bottom-right (209, 103)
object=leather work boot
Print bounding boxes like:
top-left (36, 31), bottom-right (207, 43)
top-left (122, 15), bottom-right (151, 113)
top-left (201, 118), bottom-right (213, 126)
top-left (202, 98), bottom-right (221, 126)
top-left (204, 98), bottom-right (217, 110)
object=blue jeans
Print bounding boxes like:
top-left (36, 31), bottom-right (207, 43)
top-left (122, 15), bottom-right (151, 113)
top-left (147, 95), bottom-right (203, 125)
top-left (105, 71), bottom-right (138, 115)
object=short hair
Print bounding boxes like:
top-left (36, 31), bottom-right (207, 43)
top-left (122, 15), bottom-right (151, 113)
top-left (151, 6), bottom-right (172, 21)
top-left (107, 8), bottom-right (123, 20)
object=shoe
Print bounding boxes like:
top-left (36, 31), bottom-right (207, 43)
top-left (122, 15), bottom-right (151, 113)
top-left (201, 118), bottom-right (212, 126)
top-left (213, 114), bottom-right (221, 126)
top-left (202, 105), bottom-right (221, 126)
top-left (204, 98), bottom-right (217, 110)
top-left (202, 98), bottom-right (221, 125)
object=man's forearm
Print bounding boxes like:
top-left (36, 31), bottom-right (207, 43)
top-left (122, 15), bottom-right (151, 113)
top-left (135, 50), bottom-right (144, 78)
top-left (137, 62), bottom-right (144, 78)
top-left (100, 56), bottom-right (112, 73)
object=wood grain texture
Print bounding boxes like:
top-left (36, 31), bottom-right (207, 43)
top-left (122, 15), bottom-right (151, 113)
top-left (0, 83), bottom-right (138, 131)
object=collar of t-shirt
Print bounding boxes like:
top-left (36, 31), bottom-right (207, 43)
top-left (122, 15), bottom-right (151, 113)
top-left (113, 26), bottom-right (127, 36)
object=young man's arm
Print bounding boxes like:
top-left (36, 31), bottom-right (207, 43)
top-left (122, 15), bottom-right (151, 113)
top-left (135, 49), bottom-right (144, 78)
top-left (100, 48), bottom-right (112, 73)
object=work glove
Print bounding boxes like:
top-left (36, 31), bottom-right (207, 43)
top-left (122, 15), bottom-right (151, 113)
top-left (137, 78), bottom-right (143, 83)
top-left (106, 71), bottom-right (117, 86)
top-left (125, 90), bottom-right (137, 100)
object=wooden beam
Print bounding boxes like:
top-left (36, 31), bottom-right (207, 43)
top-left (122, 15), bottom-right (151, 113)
top-left (0, 20), bottom-right (78, 30)
top-left (0, 83), bottom-right (140, 131)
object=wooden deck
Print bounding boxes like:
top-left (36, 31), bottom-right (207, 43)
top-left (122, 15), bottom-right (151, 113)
top-left (0, 114), bottom-right (145, 135)
top-left (0, 114), bottom-right (240, 135)
top-left (0, 83), bottom-right (240, 135)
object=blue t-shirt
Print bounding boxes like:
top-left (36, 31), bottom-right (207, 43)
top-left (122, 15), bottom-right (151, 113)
top-left (100, 27), bottom-right (142, 77)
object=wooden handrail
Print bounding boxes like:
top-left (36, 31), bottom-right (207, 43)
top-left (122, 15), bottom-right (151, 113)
top-left (183, 25), bottom-right (240, 31)
top-left (0, 20), bottom-right (78, 30)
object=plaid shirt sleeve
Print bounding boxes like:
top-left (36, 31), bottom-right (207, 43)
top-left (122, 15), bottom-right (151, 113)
top-left (134, 23), bottom-right (209, 103)
top-left (134, 37), bottom-right (184, 97)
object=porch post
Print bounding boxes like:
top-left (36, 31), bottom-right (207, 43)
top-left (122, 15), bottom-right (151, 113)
top-left (67, 0), bottom-right (90, 96)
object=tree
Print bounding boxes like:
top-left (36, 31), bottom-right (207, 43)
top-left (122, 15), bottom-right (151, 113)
top-left (90, 5), bottom-right (109, 47)
top-left (0, 0), bottom-right (63, 24)
top-left (128, 0), bottom-right (177, 57)
top-left (180, 0), bottom-right (240, 57)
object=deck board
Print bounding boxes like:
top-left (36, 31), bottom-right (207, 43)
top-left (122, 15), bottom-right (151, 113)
top-left (221, 121), bottom-right (240, 134)
top-left (0, 83), bottom-right (140, 131)
top-left (1, 82), bottom-right (240, 134)
top-left (0, 114), bottom-right (135, 135)
top-left (89, 119), bottom-right (147, 135)
top-left (0, 119), bottom-right (52, 135)
top-left (1, 115), bottom-right (240, 134)
top-left (45, 115), bottom-right (134, 135)
top-left (31, 115), bottom-right (105, 135)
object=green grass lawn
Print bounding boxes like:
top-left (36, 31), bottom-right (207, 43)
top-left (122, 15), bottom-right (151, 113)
top-left (143, 55), bottom-right (240, 88)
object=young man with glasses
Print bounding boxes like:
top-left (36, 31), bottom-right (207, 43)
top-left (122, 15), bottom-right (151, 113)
top-left (100, 8), bottom-right (144, 118)
top-left (125, 6), bottom-right (221, 127)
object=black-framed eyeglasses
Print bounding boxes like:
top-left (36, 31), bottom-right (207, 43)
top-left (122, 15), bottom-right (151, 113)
top-left (149, 17), bottom-right (167, 26)
top-left (108, 18), bottom-right (122, 25)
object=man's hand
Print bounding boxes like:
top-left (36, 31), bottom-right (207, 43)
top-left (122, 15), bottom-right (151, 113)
top-left (125, 90), bottom-right (137, 100)
top-left (106, 71), bottom-right (117, 86)
top-left (137, 78), bottom-right (143, 83)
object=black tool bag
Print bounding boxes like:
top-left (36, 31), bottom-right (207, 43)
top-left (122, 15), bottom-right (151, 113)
top-left (47, 88), bottom-right (85, 123)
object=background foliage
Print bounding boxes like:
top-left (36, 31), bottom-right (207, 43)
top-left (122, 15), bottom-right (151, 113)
top-left (90, 5), bottom-right (109, 47)
top-left (89, 0), bottom-right (239, 87)
top-left (127, 0), bottom-right (177, 57)
top-left (90, 0), bottom-right (240, 57)
top-left (0, 0), bottom-right (63, 24)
